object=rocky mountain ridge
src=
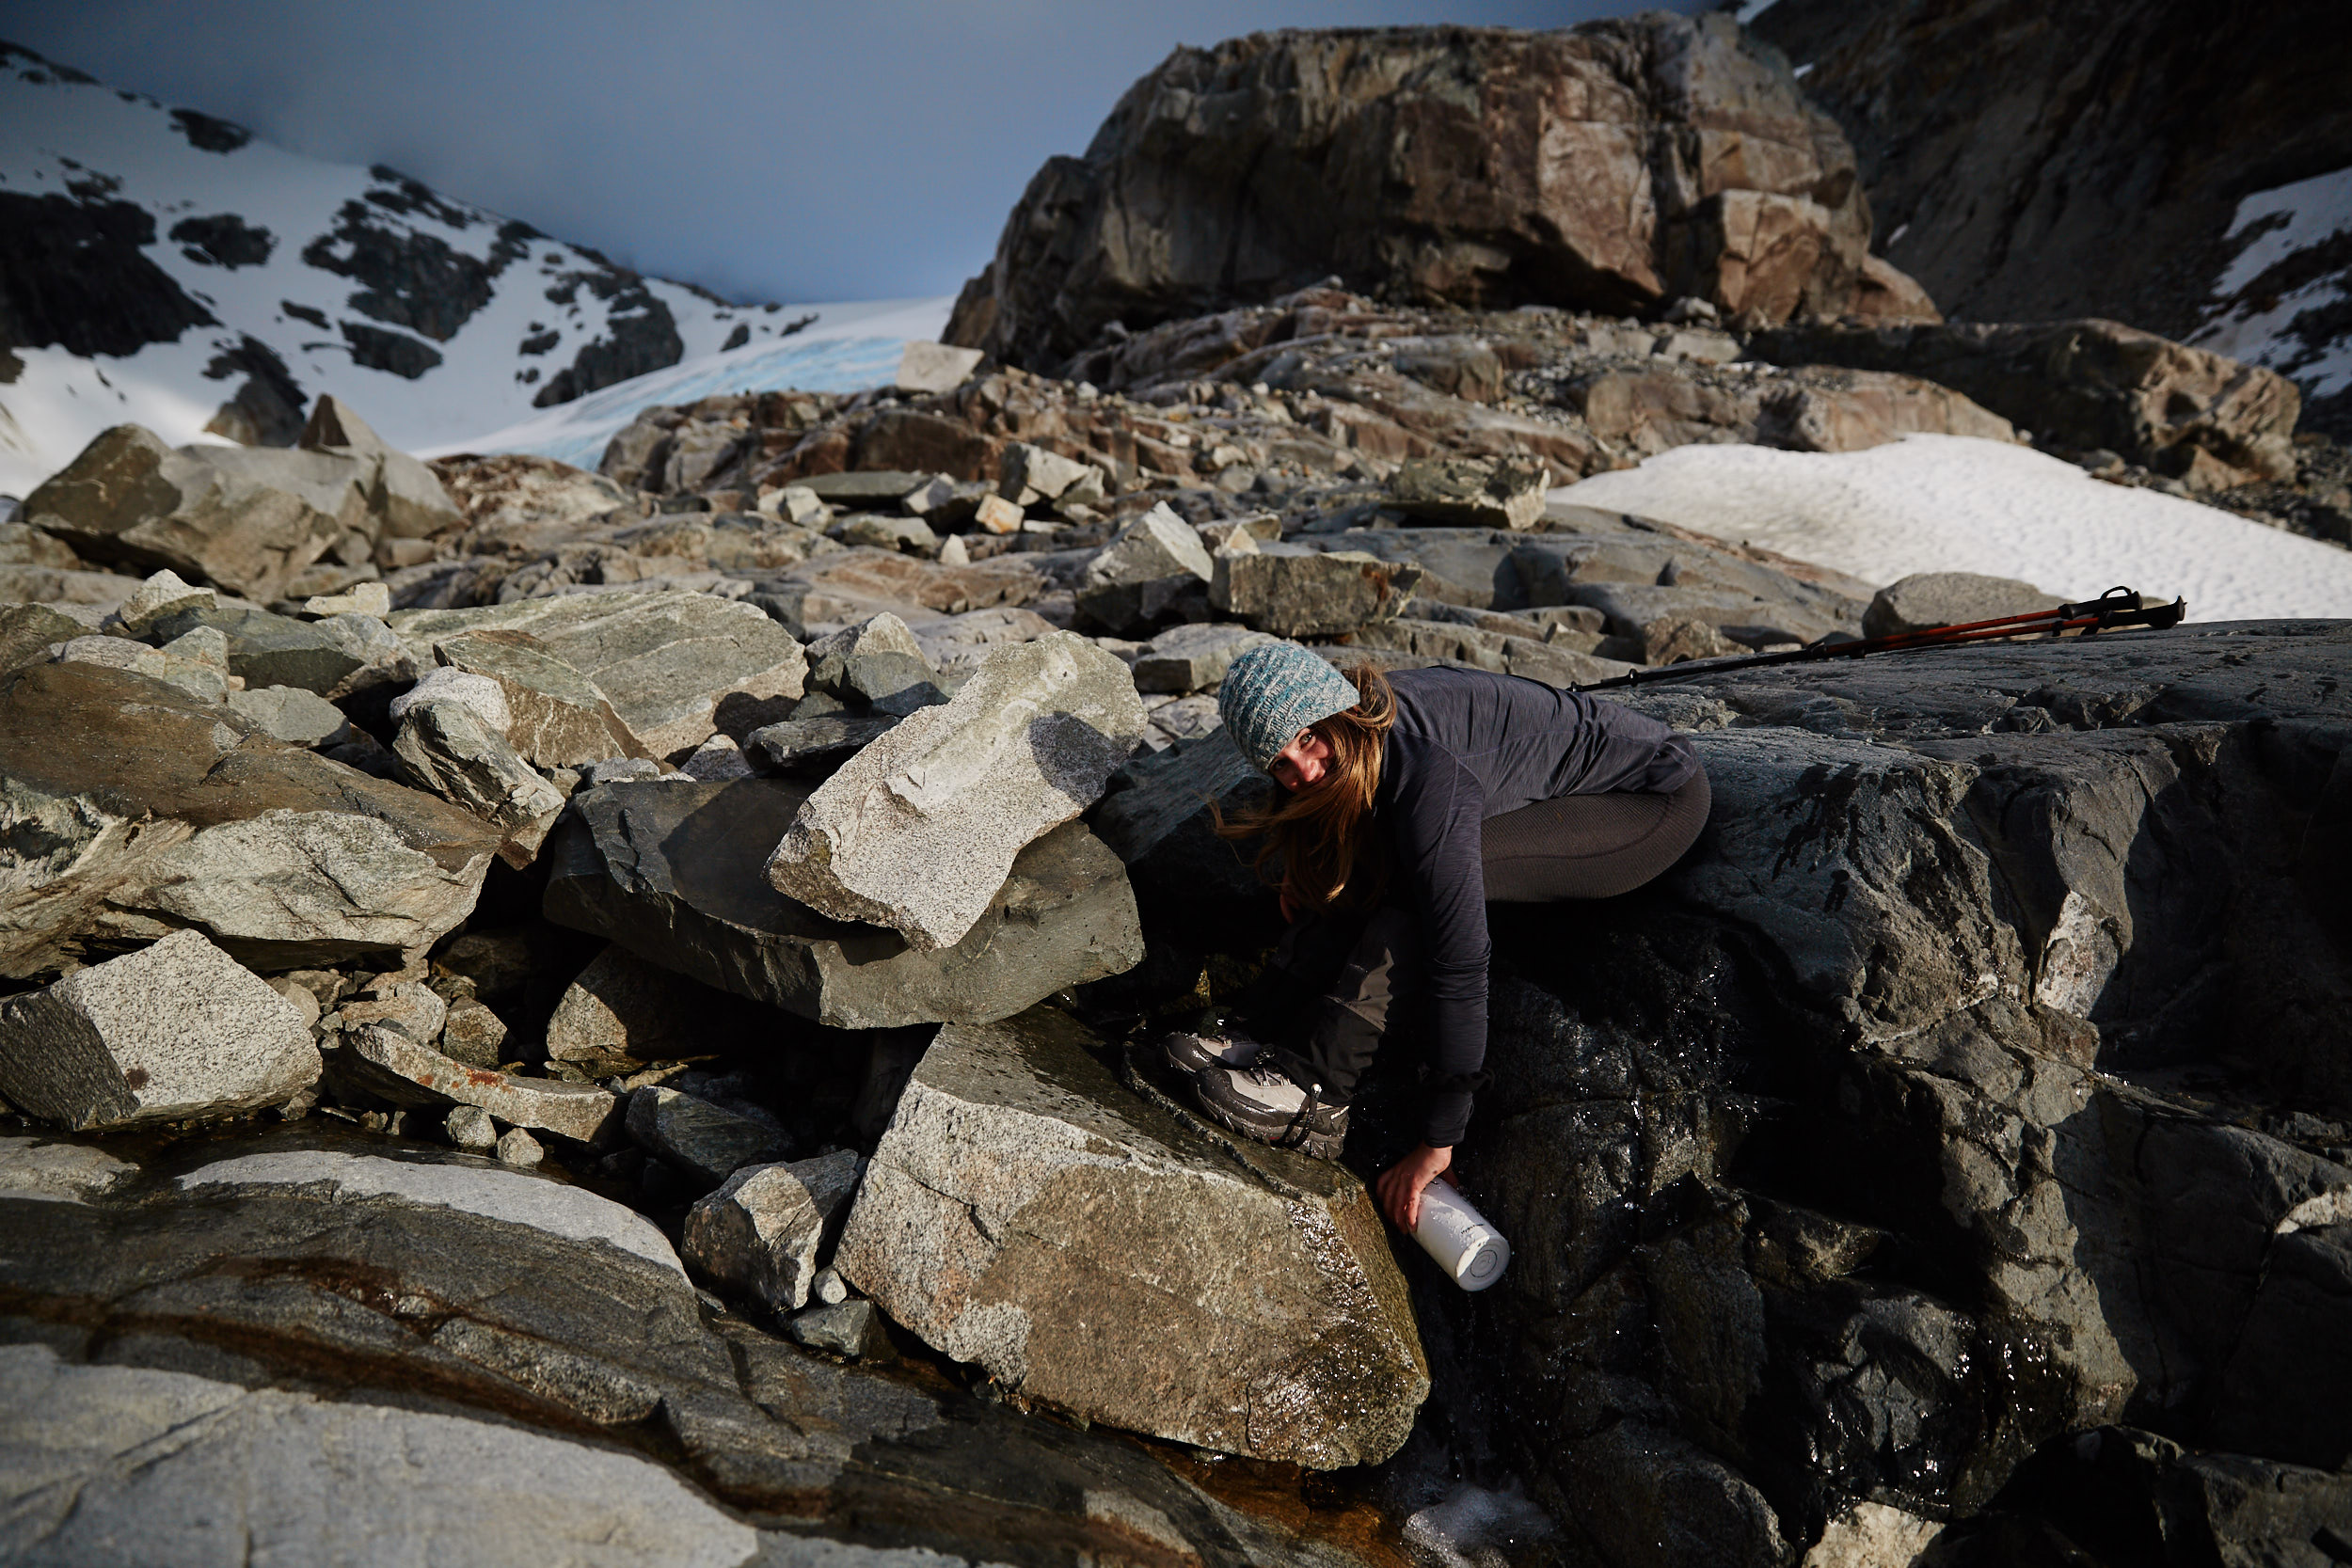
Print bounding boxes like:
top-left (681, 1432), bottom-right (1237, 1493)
top-left (0, 40), bottom-right (833, 498)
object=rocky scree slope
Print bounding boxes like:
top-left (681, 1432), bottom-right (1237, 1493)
top-left (1, 380), bottom-right (2348, 1565)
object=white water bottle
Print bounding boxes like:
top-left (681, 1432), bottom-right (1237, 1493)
top-left (1413, 1180), bottom-right (1510, 1291)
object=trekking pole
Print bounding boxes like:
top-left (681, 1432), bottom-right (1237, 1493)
top-left (1571, 586), bottom-right (2189, 692)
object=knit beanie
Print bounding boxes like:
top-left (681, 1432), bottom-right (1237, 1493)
top-left (1217, 640), bottom-right (1362, 772)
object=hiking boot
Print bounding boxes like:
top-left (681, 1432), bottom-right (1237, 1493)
top-left (1160, 1027), bottom-right (1267, 1076)
top-left (1194, 1062), bottom-right (1349, 1159)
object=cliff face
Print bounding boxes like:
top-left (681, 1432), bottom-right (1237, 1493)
top-left (946, 15), bottom-right (1937, 373)
top-left (1744, 0), bottom-right (2352, 436)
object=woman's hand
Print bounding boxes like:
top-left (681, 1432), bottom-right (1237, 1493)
top-left (1375, 1143), bottom-right (1454, 1230)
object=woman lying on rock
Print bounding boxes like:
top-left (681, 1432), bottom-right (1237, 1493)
top-left (1164, 640), bottom-right (1708, 1231)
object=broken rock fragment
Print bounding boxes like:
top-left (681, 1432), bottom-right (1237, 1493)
top-left (742, 713), bottom-right (900, 777)
top-left (0, 929), bottom-right (318, 1131)
top-left (1073, 504), bottom-right (1215, 637)
top-left (1129, 622), bottom-right (1273, 694)
top-left (1390, 455), bottom-right (1551, 531)
top-left (835, 1007), bottom-right (1426, 1467)
top-left (391, 691), bottom-right (567, 867)
top-left (336, 1024), bottom-right (625, 1147)
top-left (0, 662), bottom-right (502, 977)
top-left (766, 631), bottom-right (1147, 949)
top-left (389, 590), bottom-right (807, 756)
top-left (429, 627), bottom-right (650, 767)
top-left (684, 1149), bottom-right (862, 1311)
top-left (1210, 545), bottom-right (1421, 638)
top-left (803, 612), bottom-right (946, 715)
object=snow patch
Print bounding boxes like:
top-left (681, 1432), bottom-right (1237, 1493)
top-left (434, 295), bottom-right (953, 473)
top-left (179, 1148), bottom-right (684, 1275)
top-left (2194, 165), bottom-right (2352, 400)
top-left (1550, 435), bottom-right (2352, 621)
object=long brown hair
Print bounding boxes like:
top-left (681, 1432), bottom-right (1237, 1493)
top-left (1216, 662), bottom-right (1396, 912)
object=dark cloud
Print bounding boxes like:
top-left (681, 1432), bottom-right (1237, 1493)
top-left (7, 1), bottom-right (1702, 304)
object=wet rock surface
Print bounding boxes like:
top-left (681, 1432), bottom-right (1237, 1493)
top-left (0, 1125), bottom-right (1375, 1567)
top-left (836, 1007), bottom-right (1429, 1468)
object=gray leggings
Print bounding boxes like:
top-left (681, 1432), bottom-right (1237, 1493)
top-left (1263, 769), bottom-right (1713, 1108)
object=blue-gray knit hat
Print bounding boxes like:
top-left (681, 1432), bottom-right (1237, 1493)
top-left (1217, 641), bottom-right (1361, 771)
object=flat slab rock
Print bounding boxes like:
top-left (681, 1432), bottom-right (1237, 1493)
top-left (835, 1006), bottom-right (1428, 1468)
top-left (334, 1025), bottom-right (626, 1148)
top-left (389, 589), bottom-right (807, 756)
top-left (0, 661), bottom-right (502, 977)
top-left (543, 776), bottom-right (1144, 1029)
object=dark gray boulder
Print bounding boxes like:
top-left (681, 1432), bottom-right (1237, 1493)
top-left (542, 776), bottom-right (1145, 1029)
top-left (1133, 618), bottom-right (2352, 1560)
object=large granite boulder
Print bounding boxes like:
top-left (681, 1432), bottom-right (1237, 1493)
top-left (0, 929), bottom-right (316, 1130)
top-left (766, 632), bottom-right (1147, 950)
top-left (0, 662), bottom-right (502, 978)
top-left (389, 590), bottom-right (806, 756)
top-left (835, 1007), bottom-right (1427, 1468)
top-left (545, 776), bottom-right (1145, 1028)
top-left (0, 1127), bottom-right (1347, 1565)
top-left (22, 424), bottom-right (372, 603)
top-left (947, 15), bottom-right (1932, 369)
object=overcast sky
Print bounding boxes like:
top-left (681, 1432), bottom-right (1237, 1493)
top-left (7, 1), bottom-right (1697, 306)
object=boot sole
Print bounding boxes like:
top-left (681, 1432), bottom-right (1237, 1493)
top-left (1193, 1086), bottom-right (1347, 1160)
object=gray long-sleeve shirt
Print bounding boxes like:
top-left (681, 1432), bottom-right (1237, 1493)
top-left (1375, 667), bottom-right (1697, 1145)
